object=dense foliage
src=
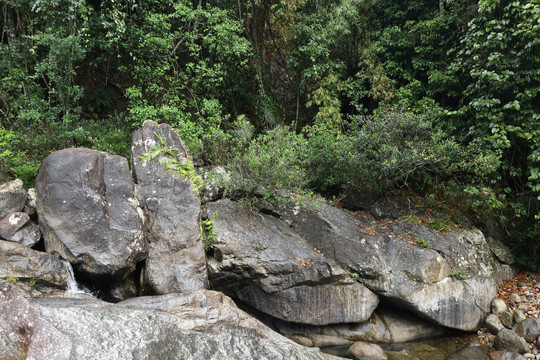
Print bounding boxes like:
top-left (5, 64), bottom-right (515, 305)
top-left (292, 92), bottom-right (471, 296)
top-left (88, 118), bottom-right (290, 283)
top-left (1, 0), bottom-right (538, 268)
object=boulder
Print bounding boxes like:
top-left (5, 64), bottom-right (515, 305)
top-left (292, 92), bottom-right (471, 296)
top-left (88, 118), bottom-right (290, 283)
top-left (494, 328), bottom-right (529, 354)
top-left (514, 317), bottom-right (540, 343)
top-left (131, 121), bottom-right (207, 294)
top-left (486, 314), bottom-right (504, 335)
top-left (501, 309), bottom-right (515, 329)
top-left (275, 305), bottom-right (447, 346)
top-left (348, 341), bottom-right (387, 360)
top-left (513, 309), bottom-right (526, 324)
top-left (0, 240), bottom-right (74, 288)
top-left (0, 280), bottom-right (340, 360)
top-left (0, 179), bottom-right (26, 219)
top-left (492, 299), bottom-right (508, 315)
top-left (206, 199), bottom-right (378, 326)
top-left (36, 148), bottom-right (147, 280)
top-left (278, 201), bottom-right (513, 331)
top-left (0, 212), bottom-right (41, 247)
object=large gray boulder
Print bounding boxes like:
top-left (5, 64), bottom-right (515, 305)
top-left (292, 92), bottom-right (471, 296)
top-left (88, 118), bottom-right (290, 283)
top-left (0, 179), bottom-right (26, 219)
top-left (0, 240), bottom-right (74, 288)
top-left (35, 148), bottom-right (147, 280)
top-left (206, 199), bottom-right (378, 326)
top-left (131, 120), bottom-right (207, 294)
top-left (0, 212), bottom-right (41, 247)
top-left (0, 280), bottom-right (340, 360)
top-left (278, 201), bottom-right (513, 331)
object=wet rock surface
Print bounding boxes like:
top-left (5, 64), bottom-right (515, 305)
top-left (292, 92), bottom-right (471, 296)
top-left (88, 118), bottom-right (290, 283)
top-left (448, 342), bottom-right (490, 360)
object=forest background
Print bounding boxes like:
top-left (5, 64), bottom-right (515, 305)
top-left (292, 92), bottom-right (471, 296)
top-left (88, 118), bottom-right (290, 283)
top-left (1, 0), bottom-right (539, 268)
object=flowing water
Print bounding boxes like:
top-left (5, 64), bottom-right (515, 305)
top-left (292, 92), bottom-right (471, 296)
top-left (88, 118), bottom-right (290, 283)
top-left (63, 260), bottom-right (81, 293)
top-left (62, 260), bottom-right (101, 297)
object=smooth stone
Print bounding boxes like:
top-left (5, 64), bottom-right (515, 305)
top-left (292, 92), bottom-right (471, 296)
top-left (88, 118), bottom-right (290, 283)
top-left (131, 120), bottom-right (207, 294)
top-left (0, 240), bottom-right (74, 288)
top-left (502, 310), bottom-right (516, 329)
top-left (514, 310), bottom-right (527, 324)
top-left (493, 299), bottom-right (508, 315)
top-left (486, 313), bottom-right (504, 335)
top-left (0, 280), bottom-right (337, 360)
top-left (509, 294), bottom-right (523, 303)
top-left (348, 341), bottom-right (387, 360)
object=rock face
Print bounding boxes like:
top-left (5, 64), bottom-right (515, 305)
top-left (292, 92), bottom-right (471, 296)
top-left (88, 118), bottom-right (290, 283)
top-left (35, 148), bottom-right (147, 279)
top-left (0, 280), bottom-right (73, 360)
top-left (0, 240), bottom-right (74, 287)
top-left (276, 201), bottom-right (513, 331)
top-left (0, 280), bottom-right (339, 360)
top-left (131, 120), bottom-right (207, 294)
top-left (274, 305), bottom-right (448, 347)
top-left (0, 212), bottom-right (41, 247)
top-left (206, 199), bottom-right (378, 325)
top-left (0, 179), bottom-right (27, 219)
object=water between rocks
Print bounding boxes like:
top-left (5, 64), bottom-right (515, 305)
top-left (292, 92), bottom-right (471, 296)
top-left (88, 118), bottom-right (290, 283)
top-left (321, 333), bottom-right (484, 359)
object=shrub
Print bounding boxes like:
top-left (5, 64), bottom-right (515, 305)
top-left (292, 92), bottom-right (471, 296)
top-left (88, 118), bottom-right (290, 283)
top-left (224, 121), bottom-right (309, 200)
top-left (352, 108), bottom-right (464, 190)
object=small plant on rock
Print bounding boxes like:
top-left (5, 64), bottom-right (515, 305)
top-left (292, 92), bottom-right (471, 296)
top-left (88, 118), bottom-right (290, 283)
top-left (414, 238), bottom-right (431, 248)
top-left (347, 271), bottom-right (360, 281)
top-left (450, 271), bottom-right (467, 280)
top-left (200, 217), bottom-right (217, 251)
top-left (140, 133), bottom-right (203, 195)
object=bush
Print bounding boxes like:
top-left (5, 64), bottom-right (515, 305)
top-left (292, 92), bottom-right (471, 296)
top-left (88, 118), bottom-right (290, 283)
top-left (224, 121), bottom-right (309, 200)
top-left (304, 107), bottom-right (501, 201)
